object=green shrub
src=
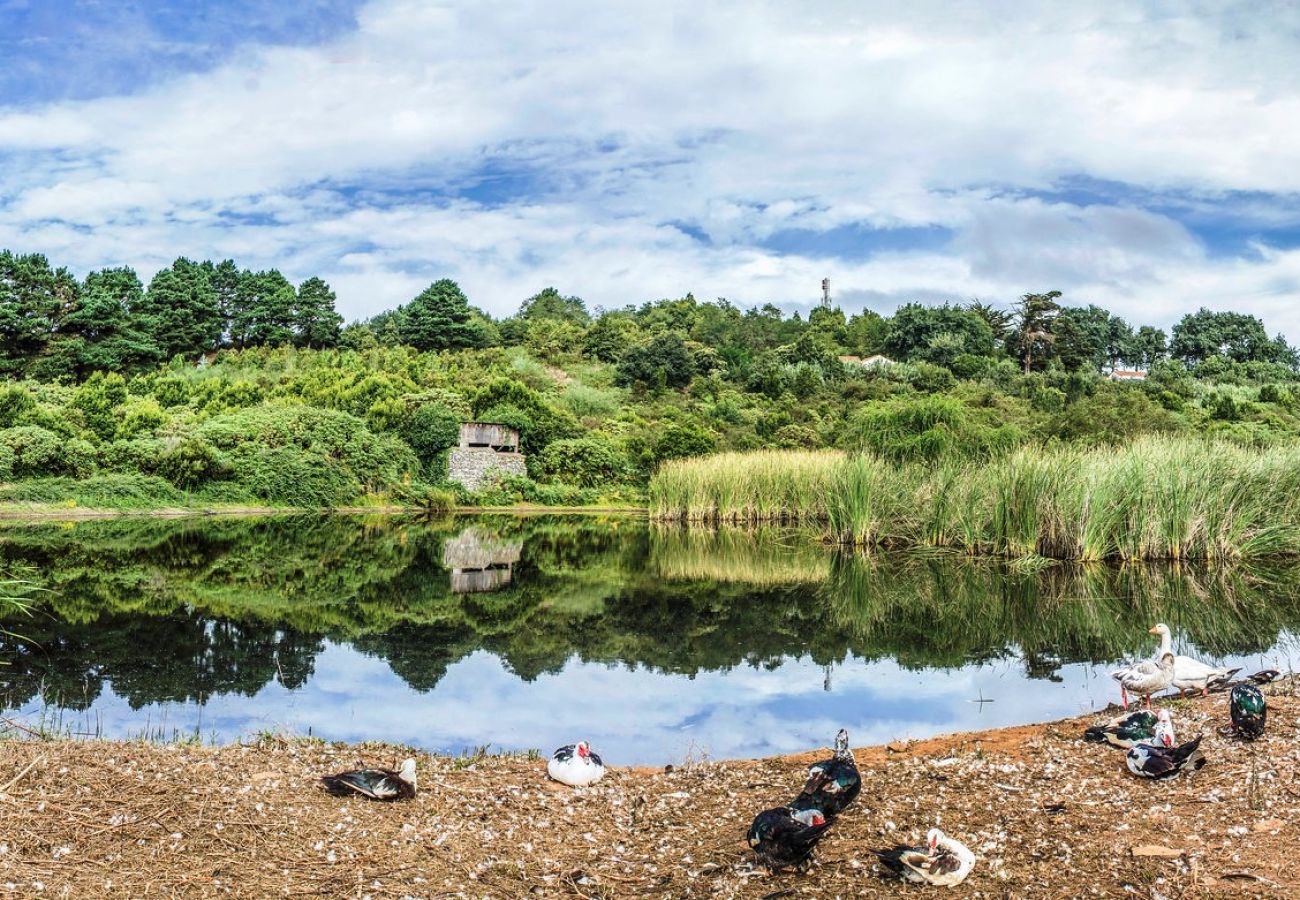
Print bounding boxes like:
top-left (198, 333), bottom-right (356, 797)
top-left (116, 398), bottom-right (168, 439)
top-left (653, 423), bottom-right (717, 463)
top-left (239, 446), bottom-right (361, 507)
top-left (537, 437), bottom-right (629, 487)
top-left (401, 405), bottom-right (462, 468)
top-left (0, 474), bottom-right (185, 508)
top-left (157, 436), bottom-right (227, 487)
top-left (69, 372), bottom-right (128, 440)
top-left (0, 384), bottom-right (36, 428)
top-left (0, 426), bottom-right (97, 477)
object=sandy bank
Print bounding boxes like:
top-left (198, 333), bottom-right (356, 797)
top-left (1, 685), bottom-right (1297, 898)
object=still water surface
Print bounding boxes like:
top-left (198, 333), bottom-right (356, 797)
top-left (2, 514), bottom-right (1297, 764)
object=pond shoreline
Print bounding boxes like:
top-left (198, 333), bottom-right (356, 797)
top-left (0, 502), bottom-right (646, 521)
top-left (2, 685), bottom-right (1296, 897)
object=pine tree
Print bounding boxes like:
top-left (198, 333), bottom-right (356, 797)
top-left (294, 277), bottom-right (343, 348)
top-left (138, 258), bottom-right (222, 360)
top-left (397, 279), bottom-right (487, 351)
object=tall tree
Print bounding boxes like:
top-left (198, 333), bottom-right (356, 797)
top-left (230, 269), bottom-right (298, 347)
top-left (966, 299), bottom-right (1014, 341)
top-left (294, 277), bottom-right (343, 348)
top-left (1055, 305), bottom-right (1134, 373)
top-left (1170, 308), bottom-right (1288, 366)
top-left (61, 267), bottom-right (161, 375)
top-left (138, 257), bottom-right (222, 360)
top-left (883, 303), bottom-right (995, 364)
top-left (396, 279), bottom-right (488, 351)
top-left (0, 250), bottom-right (78, 374)
top-left (1009, 291), bottom-right (1062, 374)
top-left (1131, 325), bottom-right (1168, 369)
top-left (202, 259), bottom-right (241, 346)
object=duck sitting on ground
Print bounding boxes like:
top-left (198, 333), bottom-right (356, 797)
top-left (1082, 709), bottom-right (1159, 749)
top-left (746, 807), bottom-right (832, 872)
top-left (1149, 623), bottom-right (1241, 696)
top-left (790, 728), bottom-right (861, 820)
top-left (320, 758), bottom-right (416, 800)
top-left (1229, 683), bottom-right (1267, 741)
top-left (871, 828), bottom-right (976, 887)
top-left (546, 741), bottom-right (605, 787)
top-left (1111, 651), bottom-right (1175, 709)
top-left (1126, 731), bottom-right (1206, 780)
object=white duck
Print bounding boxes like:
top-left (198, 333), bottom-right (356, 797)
top-left (546, 741), bottom-right (605, 787)
top-left (1110, 651), bottom-right (1175, 709)
top-left (1149, 623), bottom-right (1240, 696)
top-left (873, 827), bottom-right (976, 887)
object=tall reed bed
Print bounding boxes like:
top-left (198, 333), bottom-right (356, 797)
top-left (648, 437), bottom-right (1300, 560)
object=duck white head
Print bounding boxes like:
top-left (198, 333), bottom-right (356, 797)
top-left (398, 758), bottom-right (417, 787)
top-left (792, 808), bottom-right (826, 827)
top-left (1150, 623), bottom-right (1172, 652)
top-left (1154, 709), bottom-right (1175, 748)
top-left (927, 828), bottom-right (945, 853)
top-left (575, 741), bottom-right (593, 761)
top-left (834, 728), bottom-right (850, 757)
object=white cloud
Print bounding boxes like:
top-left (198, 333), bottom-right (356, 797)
top-left (1, 0), bottom-right (1299, 335)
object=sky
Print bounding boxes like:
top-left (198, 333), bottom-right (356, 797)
top-left (1, 0), bottom-right (1299, 337)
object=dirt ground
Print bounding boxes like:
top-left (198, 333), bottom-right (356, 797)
top-left (1, 682), bottom-right (1297, 899)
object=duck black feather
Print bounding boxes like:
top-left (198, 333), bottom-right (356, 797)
top-left (746, 807), bottom-right (832, 871)
top-left (790, 728), bottom-right (861, 819)
top-left (1126, 734), bottom-right (1206, 780)
top-left (1230, 683), bottom-right (1267, 740)
top-left (320, 759), bottom-right (416, 801)
top-left (1082, 710), bottom-right (1158, 749)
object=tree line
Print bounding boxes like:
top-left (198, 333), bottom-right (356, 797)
top-left (3, 248), bottom-right (1297, 387)
top-left (0, 251), bottom-right (343, 381)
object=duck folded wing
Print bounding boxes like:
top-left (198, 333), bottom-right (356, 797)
top-left (320, 768), bottom-right (414, 800)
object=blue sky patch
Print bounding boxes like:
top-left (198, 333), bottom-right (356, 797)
top-left (0, 0), bottom-right (364, 106)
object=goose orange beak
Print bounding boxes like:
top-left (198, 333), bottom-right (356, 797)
top-left (1148, 626), bottom-right (1160, 634)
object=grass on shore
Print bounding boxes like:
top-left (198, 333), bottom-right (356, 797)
top-left (649, 437), bottom-right (1300, 560)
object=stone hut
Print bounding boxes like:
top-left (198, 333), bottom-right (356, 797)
top-left (447, 422), bottom-right (527, 491)
top-left (442, 527), bottom-right (523, 593)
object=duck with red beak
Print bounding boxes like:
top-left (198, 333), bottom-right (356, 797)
top-left (546, 740), bottom-right (606, 787)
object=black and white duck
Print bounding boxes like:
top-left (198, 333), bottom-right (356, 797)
top-left (1229, 683), bottom-right (1267, 741)
top-left (546, 741), bottom-right (605, 787)
top-left (871, 828), bottom-right (976, 887)
top-left (746, 807), bottom-right (832, 872)
top-left (790, 728), bottom-right (861, 820)
top-left (1149, 624), bottom-right (1240, 696)
top-left (1126, 731), bottom-right (1206, 780)
top-left (320, 758), bottom-right (416, 800)
top-left (1111, 651), bottom-right (1175, 709)
top-left (1082, 709), bottom-right (1159, 749)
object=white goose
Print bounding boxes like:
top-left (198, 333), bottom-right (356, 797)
top-left (1110, 651), bottom-right (1175, 709)
top-left (1149, 623), bottom-right (1240, 696)
top-left (546, 741), bottom-right (605, 787)
top-left (873, 828), bottom-right (976, 887)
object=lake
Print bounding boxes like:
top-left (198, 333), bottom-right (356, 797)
top-left (2, 513), bottom-right (1297, 764)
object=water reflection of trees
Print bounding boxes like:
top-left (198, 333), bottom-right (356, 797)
top-left (3, 517), bottom-right (1299, 711)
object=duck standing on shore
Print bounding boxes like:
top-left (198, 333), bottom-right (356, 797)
top-left (546, 741), bottom-right (605, 787)
top-left (790, 728), bottom-right (861, 820)
top-left (1229, 683), bottom-right (1267, 740)
top-left (320, 758), bottom-right (417, 800)
top-left (871, 827), bottom-right (976, 887)
top-left (1111, 652), bottom-right (1175, 709)
top-left (1149, 624), bottom-right (1240, 696)
top-left (747, 807), bottom-right (832, 871)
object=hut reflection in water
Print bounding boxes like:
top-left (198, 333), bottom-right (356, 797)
top-left (442, 527), bottom-right (523, 593)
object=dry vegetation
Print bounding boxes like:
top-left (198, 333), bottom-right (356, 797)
top-left (2, 683), bottom-right (1299, 898)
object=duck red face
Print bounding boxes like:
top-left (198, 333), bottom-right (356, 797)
top-left (576, 742), bottom-right (590, 759)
